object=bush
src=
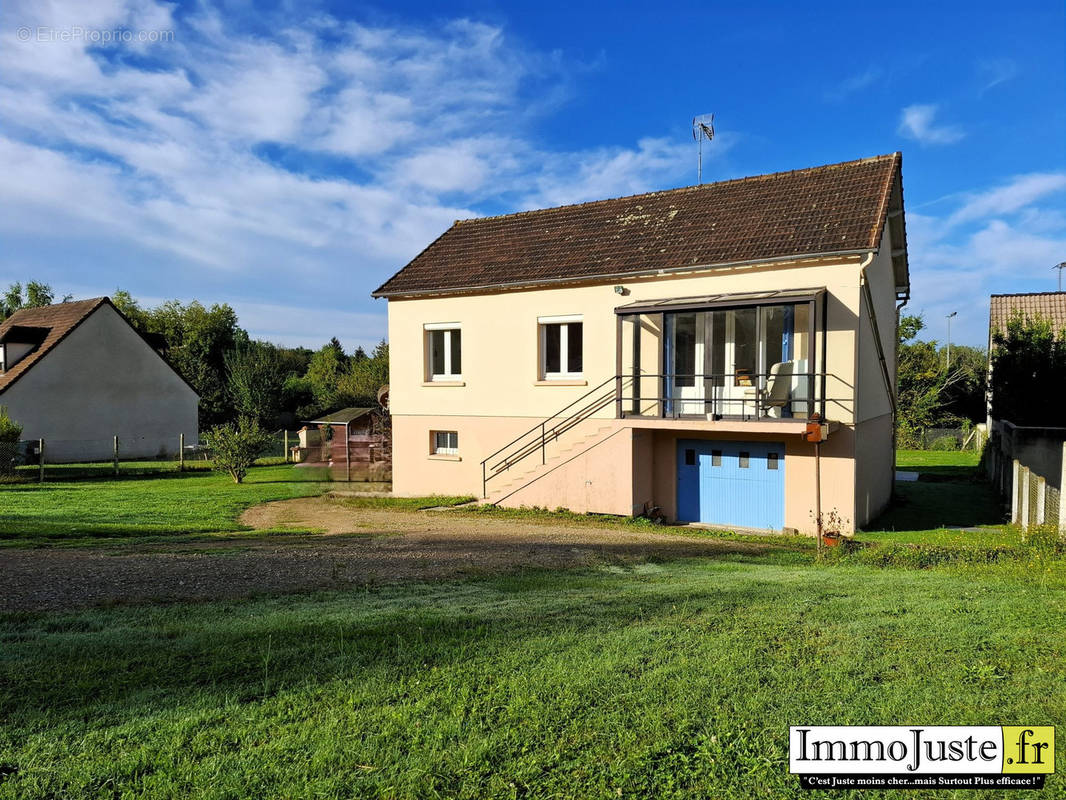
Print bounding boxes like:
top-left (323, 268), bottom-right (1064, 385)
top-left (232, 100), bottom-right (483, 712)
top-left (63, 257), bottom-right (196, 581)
top-left (929, 435), bottom-right (959, 451)
top-left (0, 406), bottom-right (22, 443)
top-left (204, 417), bottom-right (273, 484)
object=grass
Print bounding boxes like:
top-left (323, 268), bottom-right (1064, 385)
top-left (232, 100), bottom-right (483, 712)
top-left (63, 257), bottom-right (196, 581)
top-left (0, 464), bottom-right (327, 545)
top-left (0, 559), bottom-right (1063, 799)
top-left (1, 449), bottom-right (1063, 797)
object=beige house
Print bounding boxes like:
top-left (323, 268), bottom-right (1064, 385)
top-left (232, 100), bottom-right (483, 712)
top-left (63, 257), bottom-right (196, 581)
top-left (374, 154), bottom-right (910, 533)
top-left (0, 297), bottom-right (199, 462)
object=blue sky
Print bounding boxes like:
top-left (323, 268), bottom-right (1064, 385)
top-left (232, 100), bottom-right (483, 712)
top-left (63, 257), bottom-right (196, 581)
top-left (0, 0), bottom-right (1063, 350)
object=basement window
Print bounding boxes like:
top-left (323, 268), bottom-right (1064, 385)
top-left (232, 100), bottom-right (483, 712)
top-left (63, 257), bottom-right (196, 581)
top-left (432, 431), bottom-right (459, 455)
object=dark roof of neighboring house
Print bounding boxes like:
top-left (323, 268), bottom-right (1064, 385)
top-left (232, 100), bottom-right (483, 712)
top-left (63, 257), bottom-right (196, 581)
top-left (989, 292), bottom-right (1066, 337)
top-left (0, 297), bottom-right (108, 394)
top-left (0, 297), bottom-right (199, 397)
top-left (308, 407), bottom-right (375, 425)
top-left (374, 153), bottom-right (905, 298)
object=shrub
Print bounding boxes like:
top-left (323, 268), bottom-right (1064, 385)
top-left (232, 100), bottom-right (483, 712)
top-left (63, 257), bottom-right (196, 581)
top-left (204, 416), bottom-right (273, 484)
top-left (929, 435), bottom-right (959, 451)
top-left (0, 406), bottom-right (22, 443)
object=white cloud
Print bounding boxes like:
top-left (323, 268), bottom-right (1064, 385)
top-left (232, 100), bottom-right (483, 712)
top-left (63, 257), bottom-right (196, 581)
top-left (0, 1), bottom-right (692, 346)
top-left (897, 104), bottom-right (965, 145)
top-left (823, 67), bottom-right (883, 102)
top-left (947, 173), bottom-right (1066, 226)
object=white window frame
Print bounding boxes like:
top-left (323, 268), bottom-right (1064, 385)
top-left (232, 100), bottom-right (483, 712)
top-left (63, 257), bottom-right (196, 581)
top-left (431, 430), bottom-right (459, 455)
top-left (425, 322), bottom-right (462, 381)
top-left (538, 314), bottom-right (583, 380)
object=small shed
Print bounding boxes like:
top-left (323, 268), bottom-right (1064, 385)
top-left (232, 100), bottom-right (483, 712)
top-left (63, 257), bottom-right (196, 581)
top-left (305, 407), bottom-right (391, 481)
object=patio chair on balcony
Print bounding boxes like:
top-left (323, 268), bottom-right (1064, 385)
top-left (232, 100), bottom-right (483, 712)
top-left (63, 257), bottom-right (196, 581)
top-left (760, 360), bottom-right (794, 418)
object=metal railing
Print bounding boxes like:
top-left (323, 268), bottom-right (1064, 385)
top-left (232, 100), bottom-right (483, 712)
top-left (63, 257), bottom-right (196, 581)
top-left (480, 371), bottom-right (832, 498)
top-left (618, 371), bottom-right (825, 421)
top-left (481, 376), bottom-right (625, 497)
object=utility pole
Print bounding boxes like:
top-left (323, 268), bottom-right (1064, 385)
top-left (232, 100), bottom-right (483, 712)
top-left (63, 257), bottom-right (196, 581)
top-left (946, 311), bottom-right (957, 370)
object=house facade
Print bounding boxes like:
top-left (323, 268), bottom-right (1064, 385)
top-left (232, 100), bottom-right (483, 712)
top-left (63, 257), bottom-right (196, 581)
top-left (374, 154), bottom-right (910, 533)
top-left (0, 297), bottom-right (199, 462)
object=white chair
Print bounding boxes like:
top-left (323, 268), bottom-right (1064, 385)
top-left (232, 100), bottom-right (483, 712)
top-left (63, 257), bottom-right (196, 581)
top-left (761, 361), bottom-right (794, 418)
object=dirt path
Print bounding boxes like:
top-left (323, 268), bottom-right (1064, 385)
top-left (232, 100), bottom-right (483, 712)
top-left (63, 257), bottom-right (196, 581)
top-left (0, 497), bottom-right (770, 613)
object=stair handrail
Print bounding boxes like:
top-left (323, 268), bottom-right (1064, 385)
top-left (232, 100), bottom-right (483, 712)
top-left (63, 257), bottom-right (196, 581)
top-left (481, 375), bottom-right (624, 496)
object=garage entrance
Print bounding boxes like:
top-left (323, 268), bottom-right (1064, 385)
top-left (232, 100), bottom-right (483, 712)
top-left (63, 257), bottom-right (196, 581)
top-left (676, 439), bottom-right (785, 530)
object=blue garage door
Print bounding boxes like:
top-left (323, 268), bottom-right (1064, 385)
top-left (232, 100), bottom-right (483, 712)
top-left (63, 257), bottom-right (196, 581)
top-left (677, 440), bottom-right (785, 530)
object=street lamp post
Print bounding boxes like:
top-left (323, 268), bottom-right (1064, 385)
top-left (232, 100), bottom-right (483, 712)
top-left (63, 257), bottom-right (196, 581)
top-left (946, 311), bottom-right (958, 370)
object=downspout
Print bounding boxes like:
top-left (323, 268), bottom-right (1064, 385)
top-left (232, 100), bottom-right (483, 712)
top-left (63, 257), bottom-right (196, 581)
top-left (858, 252), bottom-right (898, 417)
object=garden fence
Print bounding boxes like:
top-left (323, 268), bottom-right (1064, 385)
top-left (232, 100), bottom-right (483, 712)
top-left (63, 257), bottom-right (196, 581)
top-left (2, 431), bottom-right (307, 483)
top-left (986, 419), bottom-right (1066, 534)
top-left (903, 426), bottom-right (987, 451)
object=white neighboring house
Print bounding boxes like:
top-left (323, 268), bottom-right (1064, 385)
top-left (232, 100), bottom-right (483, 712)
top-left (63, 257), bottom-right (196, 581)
top-left (0, 297), bottom-right (199, 462)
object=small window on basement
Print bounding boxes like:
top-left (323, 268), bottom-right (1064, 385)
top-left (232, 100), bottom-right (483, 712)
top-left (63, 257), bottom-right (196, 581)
top-left (539, 315), bottom-right (583, 379)
top-left (739, 451), bottom-right (750, 469)
top-left (432, 431), bottom-right (459, 455)
top-left (711, 449), bottom-right (722, 467)
top-left (684, 448), bottom-right (696, 466)
top-left (767, 452), bottom-right (779, 470)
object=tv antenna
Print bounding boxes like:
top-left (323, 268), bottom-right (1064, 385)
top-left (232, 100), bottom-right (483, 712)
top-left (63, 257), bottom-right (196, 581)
top-left (1054, 261), bottom-right (1066, 292)
top-left (692, 113), bottom-right (715, 184)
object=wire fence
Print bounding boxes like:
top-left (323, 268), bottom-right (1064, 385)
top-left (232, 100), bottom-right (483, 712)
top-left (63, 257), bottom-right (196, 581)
top-left (0, 431), bottom-right (304, 483)
top-left (899, 426), bottom-right (987, 451)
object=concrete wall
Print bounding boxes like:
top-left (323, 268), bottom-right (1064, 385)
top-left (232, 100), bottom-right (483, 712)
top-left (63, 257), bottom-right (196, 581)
top-left (854, 412), bottom-right (894, 527)
top-left (0, 304), bottom-right (199, 462)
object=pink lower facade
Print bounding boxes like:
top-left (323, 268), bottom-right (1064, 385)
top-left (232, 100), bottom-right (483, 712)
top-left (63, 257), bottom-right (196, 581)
top-left (392, 413), bottom-right (894, 534)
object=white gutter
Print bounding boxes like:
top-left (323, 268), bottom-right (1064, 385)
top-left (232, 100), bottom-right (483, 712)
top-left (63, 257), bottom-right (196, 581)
top-left (858, 251), bottom-right (898, 416)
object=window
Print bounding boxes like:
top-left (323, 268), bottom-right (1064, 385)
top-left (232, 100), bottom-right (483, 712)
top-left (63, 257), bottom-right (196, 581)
top-left (432, 430), bottom-right (458, 455)
top-left (739, 451), bottom-right (750, 469)
top-left (539, 315), bottom-right (583, 378)
top-left (767, 452), bottom-right (779, 470)
top-left (425, 324), bottom-right (461, 380)
top-left (711, 449), bottom-right (722, 467)
top-left (684, 448), bottom-right (696, 466)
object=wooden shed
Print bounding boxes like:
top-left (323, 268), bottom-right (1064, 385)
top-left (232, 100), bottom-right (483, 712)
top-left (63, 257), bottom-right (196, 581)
top-left (306, 407), bottom-right (391, 481)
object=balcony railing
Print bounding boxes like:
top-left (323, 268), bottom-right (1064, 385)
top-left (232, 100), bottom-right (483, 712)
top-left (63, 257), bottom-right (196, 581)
top-left (616, 370), bottom-right (827, 421)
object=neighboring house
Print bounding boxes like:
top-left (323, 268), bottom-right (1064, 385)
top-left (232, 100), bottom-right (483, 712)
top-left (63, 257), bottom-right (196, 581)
top-left (0, 297), bottom-right (199, 462)
top-left (987, 291), bottom-right (1066, 422)
top-left (373, 154), bottom-right (910, 533)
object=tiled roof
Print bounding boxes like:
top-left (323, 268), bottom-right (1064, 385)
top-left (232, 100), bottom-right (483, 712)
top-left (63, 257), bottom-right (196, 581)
top-left (0, 297), bottom-right (107, 394)
top-left (308, 407), bottom-right (374, 425)
top-left (989, 292), bottom-right (1066, 337)
top-left (374, 153), bottom-right (903, 297)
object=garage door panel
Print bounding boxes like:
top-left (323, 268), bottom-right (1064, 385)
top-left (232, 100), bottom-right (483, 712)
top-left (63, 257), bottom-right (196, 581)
top-left (677, 439), bottom-right (784, 530)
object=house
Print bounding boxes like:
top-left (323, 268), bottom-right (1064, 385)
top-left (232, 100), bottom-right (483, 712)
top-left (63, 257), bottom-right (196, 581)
top-left (0, 297), bottom-right (198, 462)
top-left (373, 154), bottom-right (910, 534)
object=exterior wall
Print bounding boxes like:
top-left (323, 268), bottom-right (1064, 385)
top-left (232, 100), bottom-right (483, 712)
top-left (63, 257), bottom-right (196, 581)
top-left (388, 257), bottom-right (864, 424)
top-left (856, 226), bottom-right (898, 424)
top-left (0, 304), bottom-right (199, 462)
top-left (854, 412), bottom-right (894, 527)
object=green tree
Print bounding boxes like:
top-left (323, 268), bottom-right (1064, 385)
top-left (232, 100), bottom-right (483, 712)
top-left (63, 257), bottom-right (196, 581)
top-left (990, 312), bottom-right (1066, 426)
top-left (1, 281), bottom-right (67, 320)
top-left (204, 417), bottom-right (273, 484)
top-left (306, 343), bottom-right (348, 410)
top-left (225, 341), bottom-right (284, 427)
top-left (337, 340), bottom-right (389, 406)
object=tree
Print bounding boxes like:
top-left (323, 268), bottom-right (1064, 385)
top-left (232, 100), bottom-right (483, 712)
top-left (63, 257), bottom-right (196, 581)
top-left (990, 312), bottom-right (1066, 426)
top-left (225, 341), bottom-right (284, 427)
top-left (204, 417), bottom-right (273, 483)
top-left (0, 406), bottom-right (23, 476)
top-left (1, 281), bottom-right (67, 320)
top-left (337, 339), bottom-right (389, 406)
top-left (306, 343), bottom-right (348, 410)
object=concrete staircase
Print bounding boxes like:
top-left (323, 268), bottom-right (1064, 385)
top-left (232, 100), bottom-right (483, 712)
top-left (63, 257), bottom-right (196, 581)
top-left (484, 422), bottom-right (616, 505)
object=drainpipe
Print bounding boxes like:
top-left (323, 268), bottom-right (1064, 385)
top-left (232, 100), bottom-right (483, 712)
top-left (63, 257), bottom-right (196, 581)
top-left (858, 252), bottom-right (898, 417)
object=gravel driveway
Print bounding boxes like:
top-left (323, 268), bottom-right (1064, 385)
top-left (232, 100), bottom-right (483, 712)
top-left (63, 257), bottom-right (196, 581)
top-left (0, 497), bottom-right (770, 612)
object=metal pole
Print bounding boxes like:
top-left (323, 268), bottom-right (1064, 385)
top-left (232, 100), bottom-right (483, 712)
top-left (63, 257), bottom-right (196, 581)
top-left (541, 422), bottom-right (546, 465)
top-left (946, 311), bottom-right (957, 370)
top-left (38, 438), bottom-right (44, 483)
top-left (345, 423), bottom-right (351, 482)
top-left (815, 440), bottom-right (823, 559)
top-left (284, 430), bottom-right (289, 462)
top-left (113, 435), bottom-right (119, 477)
top-left (179, 433), bottom-right (185, 472)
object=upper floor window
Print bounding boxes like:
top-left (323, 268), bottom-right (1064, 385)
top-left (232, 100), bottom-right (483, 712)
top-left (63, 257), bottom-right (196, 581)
top-left (425, 323), bottom-right (461, 380)
top-left (539, 315), bottom-right (583, 379)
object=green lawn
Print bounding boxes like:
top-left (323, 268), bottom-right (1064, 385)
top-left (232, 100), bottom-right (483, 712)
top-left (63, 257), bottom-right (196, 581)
top-left (0, 464), bottom-right (327, 545)
top-left (1, 559), bottom-right (1063, 799)
top-left (1, 451), bottom-right (1063, 798)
